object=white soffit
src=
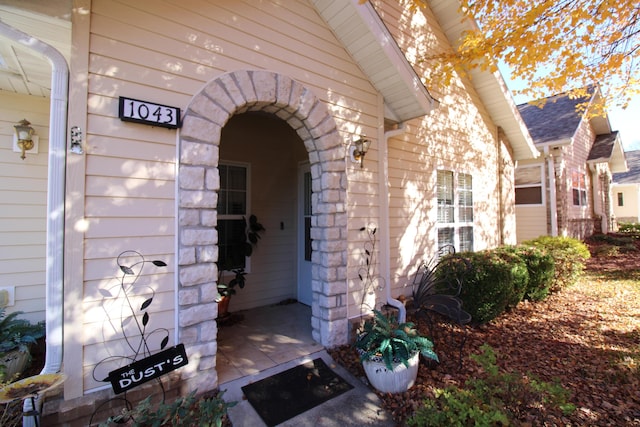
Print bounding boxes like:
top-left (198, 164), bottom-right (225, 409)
top-left (428, 0), bottom-right (538, 161)
top-left (0, 3), bottom-right (71, 97)
top-left (312, 0), bottom-right (436, 121)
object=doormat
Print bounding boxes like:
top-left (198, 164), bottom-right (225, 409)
top-left (241, 358), bottom-right (354, 426)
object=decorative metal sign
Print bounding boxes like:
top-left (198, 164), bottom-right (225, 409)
top-left (119, 96), bottom-right (181, 129)
top-left (107, 344), bottom-right (188, 394)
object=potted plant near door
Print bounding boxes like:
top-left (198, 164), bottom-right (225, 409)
top-left (216, 215), bottom-right (265, 319)
top-left (0, 307), bottom-right (45, 382)
top-left (354, 309), bottom-right (438, 393)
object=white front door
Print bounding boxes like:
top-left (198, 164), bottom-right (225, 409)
top-left (297, 163), bottom-right (312, 306)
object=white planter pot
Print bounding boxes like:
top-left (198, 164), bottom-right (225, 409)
top-left (362, 352), bottom-right (419, 393)
top-left (0, 349), bottom-right (30, 381)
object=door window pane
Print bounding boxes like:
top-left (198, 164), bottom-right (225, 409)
top-left (218, 165), bottom-right (246, 215)
top-left (218, 163), bottom-right (248, 269)
top-left (218, 218), bottom-right (247, 270)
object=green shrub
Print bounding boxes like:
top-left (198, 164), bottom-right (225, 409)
top-left (408, 345), bottom-right (575, 426)
top-left (100, 389), bottom-right (236, 427)
top-left (493, 246), bottom-right (531, 308)
top-left (506, 245), bottom-right (555, 301)
top-left (618, 222), bottom-right (640, 235)
top-left (620, 243), bottom-right (638, 253)
top-left (457, 250), bottom-right (517, 324)
top-left (594, 244), bottom-right (620, 257)
top-left (407, 386), bottom-right (508, 426)
top-left (590, 233), bottom-right (635, 246)
top-left (522, 236), bottom-right (590, 292)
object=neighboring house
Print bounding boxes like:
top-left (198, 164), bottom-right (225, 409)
top-left (0, 0), bottom-right (537, 424)
top-left (515, 88), bottom-right (627, 242)
top-left (612, 150), bottom-right (640, 223)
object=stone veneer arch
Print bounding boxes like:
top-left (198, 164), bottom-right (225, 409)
top-left (177, 70), bottom-right (349, 389)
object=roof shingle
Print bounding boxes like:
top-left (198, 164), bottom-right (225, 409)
top-left (517, 92), bottom-right (590, 144)
top-left (613, 150), bottom-right (640, 184)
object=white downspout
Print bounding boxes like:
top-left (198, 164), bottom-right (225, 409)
top-left (378, 118), bottom-right (408, 322)
top-left (0, 20), bottom-right (69, 426)
top-left (546, 146), bottom-right (558, 236)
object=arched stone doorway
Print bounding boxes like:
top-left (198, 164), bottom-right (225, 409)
top-left (177, 70), bottom-right (348, 388)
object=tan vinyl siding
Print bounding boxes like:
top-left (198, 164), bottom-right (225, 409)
top-left (0, 92), bottom-right (49, 323)
top-left (377, 4), bottom-right (504, 298)
top-left (79, 0), bottom-right (380, 394)
top-left (515, 206), bottom-right (548, 242)
top-left (612, 184), bottom-right (640, 222)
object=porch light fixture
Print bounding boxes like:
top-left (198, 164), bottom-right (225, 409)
top-left (349, 136), bottom-right (371, 168)
top-left (13, 119), bottom-right (37, 160)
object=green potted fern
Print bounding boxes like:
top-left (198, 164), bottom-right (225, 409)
top-left (0, 307), bottom-right (45, 382)
top-left (354, 310), bottom-right (438, 393)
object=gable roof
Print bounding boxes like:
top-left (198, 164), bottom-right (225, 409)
top-left (517, 92), bottom-right (589, 145)
top-left (312, 0), bottom-right (437, 122)
top-left (427, 0), bottom-right (538, 161)
top-left (588, 131), bottom-right (627, 173)
top-left (517, 88), bottom-right (627, 173)
top-left (517, 87), bottom-right (614, 146)
top-left (612, 150), bottom-right (640, 184)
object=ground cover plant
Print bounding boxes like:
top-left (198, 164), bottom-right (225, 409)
top-left (330, 234), bottom-right (640, 425)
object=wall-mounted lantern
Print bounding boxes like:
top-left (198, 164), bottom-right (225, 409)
top-left (13, 119), bottom-right (38, 160)
top-left (349, 136), bottom-right (371, 168)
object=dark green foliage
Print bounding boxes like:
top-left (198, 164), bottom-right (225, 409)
top-left (411, 248), bottom-right (473, 325)
top-left (216, 268), bottom-right (247, 298)
top-left (589, 233), bottom-right (635, 246)
top-left (100, 389), bottom-right (236, 427)
top-left (0, 307), bottom-right (45, 355)
top-left (407, 345), bottom-right (575, 426)
top-left (456, 251), bottom-right (517, 324)
top-left (354, 310), bottom-right (438, 370)
top-left (0, 308), bottom-right (45, 382)
top-left (493, 247), bottom-right (530, 309)
top-left (506, 245), bottom-right (555, 301)
top-left (522, 236), bottom-right (590, 292)
top-left (407, 386), bottom-right (509, 426)
top-left (618, 222), bottom-right (640, 235)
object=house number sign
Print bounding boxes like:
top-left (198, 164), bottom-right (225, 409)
top-left (107, 344), bottom-right (188, 394)
top-left (119, 96), bottom-right (181, 129)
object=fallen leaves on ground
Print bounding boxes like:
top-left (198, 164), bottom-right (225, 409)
top-left (330, 243), bottom-right (640, 426)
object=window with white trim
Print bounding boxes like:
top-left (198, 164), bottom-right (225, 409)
top-left (571, 170), bottom-right (587, 206)
top-left (217, 163), bottom-right (249, 270)
top-left (617, 192), bottom-right (624, 207)
top-left (515, 165), bottom-right (544, 205)
top-left (437, 170), bottom-right (474, 252)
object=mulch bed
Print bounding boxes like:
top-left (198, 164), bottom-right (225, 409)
top-left (329, 238), bottom-right (640, 426)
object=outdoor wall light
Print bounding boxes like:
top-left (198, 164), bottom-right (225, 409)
top-left (349, 136), bottom-right (371, 168)
top-left (13, 119), bottom-right (38, 160)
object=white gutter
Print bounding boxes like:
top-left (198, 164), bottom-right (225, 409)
top-left (377, 112), bottom-right (408, 322)
top-left (0, 20), bottom-right (69, 426)
top-left (545, 146), bottom-right (558, 236)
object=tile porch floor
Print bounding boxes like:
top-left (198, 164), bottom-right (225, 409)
top-left (216, 302), bottom-right (322, 384)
